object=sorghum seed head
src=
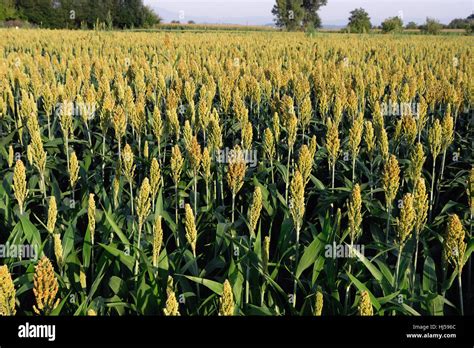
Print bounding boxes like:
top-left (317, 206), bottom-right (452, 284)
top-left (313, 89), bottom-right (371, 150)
top-left (227, 145), bottom-right (246, 197)
top-left (358, 290), bottom-right (373, 316)
top-left (0, 265), bottom-right (16, 315)
top-left (382, 155), bottom-right (400, 208)
top-left (297, 144), bottom-right (313, 187)
top-left (171, 145), bottom-right (184, 187)
top-left (136, 177), bottom-right (151, 229)
top-left (47, 196), bottom-right (57, 234)
top-left (33, 257), bottom-right (60, 315)
top-left (184, 204), bottom-right (197, 256)
top-left (248, 186), bottom-right (263, 235)
top-left (443, 214), bottom-right (466, 273)
top-left (413, 178), bottom-right (428, 235)
top-left (13, 159), bottom-right (28, 215)
top-left (314, 290), bottom-right (323, 316)
top-left (53, 233), bottom-right (63, 267)
top-left (290, 170), bottom-right (305, 235)
top-left (428, 119), bottom-right (442, 160)
top-left (153, 215), bottom-right (163, 268)
top-left (69, 151), bottom-right (79, 189)
top-left (396, 193), bottom-right (416, 245)
top-left (88, 193), bottom-right (96, 245)
top-left (219, 280), bottom-right (234, 316)
top-left (348, 183), bottom-right (362, 242)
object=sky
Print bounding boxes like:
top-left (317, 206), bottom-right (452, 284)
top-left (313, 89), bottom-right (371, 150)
top-left (145, 0), bottom-right (473, 27)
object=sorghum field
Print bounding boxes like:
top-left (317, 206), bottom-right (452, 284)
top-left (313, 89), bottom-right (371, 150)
top-left (0, 29), bottom-right (472, 316)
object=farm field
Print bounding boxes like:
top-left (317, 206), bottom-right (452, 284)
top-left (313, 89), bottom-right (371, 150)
top-left (0, 29), bottom-right (472, 316)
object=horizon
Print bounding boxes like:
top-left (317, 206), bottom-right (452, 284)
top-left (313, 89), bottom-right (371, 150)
top-left (145, 0), bottom-right (472, 27)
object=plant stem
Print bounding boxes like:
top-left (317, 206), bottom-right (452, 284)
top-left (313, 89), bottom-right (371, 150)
top-left (412, 232), bottom-right (419, 291)
top-left (292, 226), bottom-right (300, 308)
top-left (395, 244), bottom-right (403, 290)
top-left (231, 193), bottom-right (236, 224)
top-left (386, 205), bottom-right (391, 244)
top-left (175, 185), bottom-right (180, 247)
top-left (429, 156), bottom-right (436, 221)
top-left (285, 147), bottom-right (291, 204)
top-left (458, 274), bottom-right (464, 315)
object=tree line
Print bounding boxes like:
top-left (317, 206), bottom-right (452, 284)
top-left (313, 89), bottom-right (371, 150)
top-left (0, 0), bottom-right (160, 28)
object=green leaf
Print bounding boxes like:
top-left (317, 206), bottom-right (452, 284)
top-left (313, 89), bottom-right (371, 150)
top-left (296, 233), bottom-right (324, 279)
top-left (347, 272), bottom-right (381, 311)
top-left (182, 275), bottom-right (224, 295)
top-left (422, 256), bottom-right (437, 293)
top-left (99, 243), bottom-right (134, 272)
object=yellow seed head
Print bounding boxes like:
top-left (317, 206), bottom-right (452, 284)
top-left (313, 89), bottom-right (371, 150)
top-left (309, 135), bottom-right (317, 159)
top-left (112, 105), bottom-right (127, 141)
top-left (227, 145), bottom-right (246, 197)
top-left (408, 142), bottom-right (425, 184)
top-left (87, 309), bottom-right (97, 316)
top-left (88, 193), bottom-right (96, 245)
top-left (136, 177), bottom-right (151, 229)
top-left (441, 109), bottom-right (454, 152)
top-left (290, 170), bottom-right (305, 235)
top-left (378, 127), bottom-right (389, 162)
top-left (150, 158), bottom-right (161, 202)
top-left (314, 290), bottom-right (323, 316)
top-left (13, 159), bottom-right (28, 215)
top-left (348, 183), bottom-right (362, 242)
top-left (0, 265), bottom-right (16, 315)
top-left (248, 186), bottom-right (263, 235)
top-left (33, 257), bottom-right (60, 315)
top-left (122, 143), bottom-right (135, 184)
top-left (69, 151), bottom-right (79, 189)
top-left (287, 114), bottom-right (298, 149)
top-left (428, 119), bottom-right (442, 160)
top-left (184, 204), bottom-right (197, 256)
top-left (164, 290), bottom-right (180, 316)
top-left (263, 236), bottom-right (270, 274)
top-left (208, 110), bottom-right (223, 153)
top-left (413, 178), bottom-right (428, 235)
top-left (188, 136), bottom-right (202, 173)
top-left (297, 144), bottom-right (313, 187)
top-left (349, 113), bottom-right (364, 159)
top-left (242, 121), bottom-right (253, 150)
top-left (326, 118), bottom-right (340, 167)
top-left (382, 155), bottom-right (400, 208)
top-left (219, 280), bottom-right (234, 316)
top-left (364, 120), bottom-right (375, 158)
top-left (443, 214), bottom-right (466, 273)
top-left (8, 145), bottom-right (14, 168)
top-left (170, 145), bottom-right (184, 186)
top-left (273, 112), bottom-right (281, 143)
top-left (401, 114), bottom-right (417, 146)
top-left (183, 120), bottom-right (193, 151)
top-left (47, 196), bottom-right (57, 234)
top-left (396, 193), bottom-right (416, 245)
top-left (201, 147), bottom-right (212, 183)
top-left (53, 233), bottom-right (63, 267)
top-left (113, 176), bottom-right (120, 207)
top-left (152, 107), bottom-right (163, 143)
top-left (263, 128), bottom-right (275, 161)
top-left (358, 290), bottom-right (373, 316)
top-left (153, 215), bottom-right (163, 267)
top-left (143, 140), bottom-right (149, 159)
top-left (79, 269), bottom-right (87, 289)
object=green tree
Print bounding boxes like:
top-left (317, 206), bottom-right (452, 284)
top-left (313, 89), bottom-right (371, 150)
top-left (347, 8), bottom-right (371, 33)
top-left (422, 17), bottom-right (443, 35)
top-left (301, 0), bottom-right (327, 28)
top-left (272, 0), bottom-right (305, 31)
top-left (405, 21), bottom-right (418, 29)
top-left (0, 0), bottom-right (18, 20)
top-left (381, 16), bottom-right (403, 33)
